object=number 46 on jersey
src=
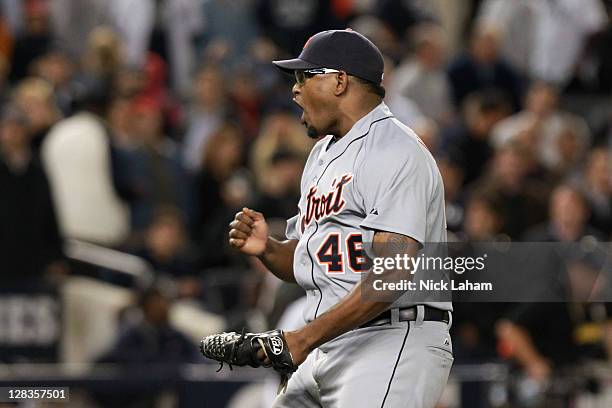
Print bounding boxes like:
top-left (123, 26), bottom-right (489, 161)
top-left (316, 233), bottom-right (373, 274)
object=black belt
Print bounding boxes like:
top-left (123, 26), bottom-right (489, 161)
top-left (360, 306), bottom-right (450, 328)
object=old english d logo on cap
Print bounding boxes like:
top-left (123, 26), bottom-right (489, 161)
top-left (303, 35), bottom-right (314, 50)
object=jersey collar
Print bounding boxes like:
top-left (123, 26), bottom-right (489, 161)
top-left (320, 102), bottom-right (393, 158)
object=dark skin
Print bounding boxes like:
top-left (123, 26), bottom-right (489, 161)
top-left (229, 71), bottom-right (418, 366)
top-left (292, 71), bottom-right (382, 139)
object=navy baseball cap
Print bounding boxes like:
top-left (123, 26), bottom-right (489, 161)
top-left (273, 29), bottom-right (384, 85)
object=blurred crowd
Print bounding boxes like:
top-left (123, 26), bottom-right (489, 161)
top-left (1, 0), bottom-right (612, 405)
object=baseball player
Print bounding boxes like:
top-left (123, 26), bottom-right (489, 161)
top-left (219, 29), bottom-right (453, 407)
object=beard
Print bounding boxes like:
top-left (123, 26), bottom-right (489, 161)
top-left (306, 125), bottom-right (320, 139)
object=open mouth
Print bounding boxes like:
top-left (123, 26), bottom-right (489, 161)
top-left (293, 98), bottom-right (307, 126)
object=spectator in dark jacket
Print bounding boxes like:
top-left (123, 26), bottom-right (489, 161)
top-left (524, 184), bottom-right (606, 242)
top-left (255, 0), bottom-right (342, 55)
top-left (98, 287), bottom-right (198, 365)
top-left (192, 120), bottom-right (251, 268)
top-left (9, 0), bottom-right (52, 83)
top-left (441, 90), bottom-right (512, 186)
top-left (124, 96), bottom-right (192, 233)
top-left (447, 20), bottom-right (524, 110)
top-left (95, 287), bottom-right (199, 408)
top-left (0, 106), bottom-right (65, 287)
top-left (131, 207), bottom-right (201, 299)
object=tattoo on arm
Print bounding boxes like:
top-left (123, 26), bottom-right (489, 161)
top-left (372, 231), bottom-right (419, 256)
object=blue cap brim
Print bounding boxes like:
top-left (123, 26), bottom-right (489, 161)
top-left (272, 58), bottom-right (321, 74)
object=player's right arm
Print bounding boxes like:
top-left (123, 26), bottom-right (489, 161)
top-left (229, 208), bottom-right (298, 283)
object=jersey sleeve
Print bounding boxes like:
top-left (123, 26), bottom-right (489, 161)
top-left (356, 141), bottom-right (432, 244)
top-left (285, 214), bottom-right (300, 240)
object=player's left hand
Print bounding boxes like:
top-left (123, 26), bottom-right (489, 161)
top-left (201, 328), bottom-right (299, 394)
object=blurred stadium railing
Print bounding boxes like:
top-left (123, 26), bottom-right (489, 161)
top-left (61, 240), bottom-right (224, 366)
top-left (65, 239), bottom-right (155, 289)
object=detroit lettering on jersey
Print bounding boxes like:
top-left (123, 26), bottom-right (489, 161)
top-left (301, 174), bottom-right (353, 233)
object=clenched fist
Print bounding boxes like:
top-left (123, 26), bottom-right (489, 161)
top-left (229, 208), bottom-right (269, 256)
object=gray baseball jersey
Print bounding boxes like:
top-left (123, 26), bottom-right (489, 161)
top-left (285, 102), bottom-right (451, 324)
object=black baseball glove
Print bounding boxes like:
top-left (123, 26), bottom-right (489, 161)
top-left (200, 329), bottom-right (297, 391)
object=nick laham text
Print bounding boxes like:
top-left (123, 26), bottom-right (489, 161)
top-left (373, 279), bottom-right (493, 291)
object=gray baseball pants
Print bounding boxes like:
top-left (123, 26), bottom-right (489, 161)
top-left (273, 308), bottom-right (453, 408)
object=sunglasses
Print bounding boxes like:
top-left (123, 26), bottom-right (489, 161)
top-left (294, 68), bottom-right (341, 85)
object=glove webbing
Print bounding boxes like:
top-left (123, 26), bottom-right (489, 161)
top-left (214, 327), bottom-right (247, 373)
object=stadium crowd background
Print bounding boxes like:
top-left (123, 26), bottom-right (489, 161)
top-left (1, 0), bottom-right (612, 407)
